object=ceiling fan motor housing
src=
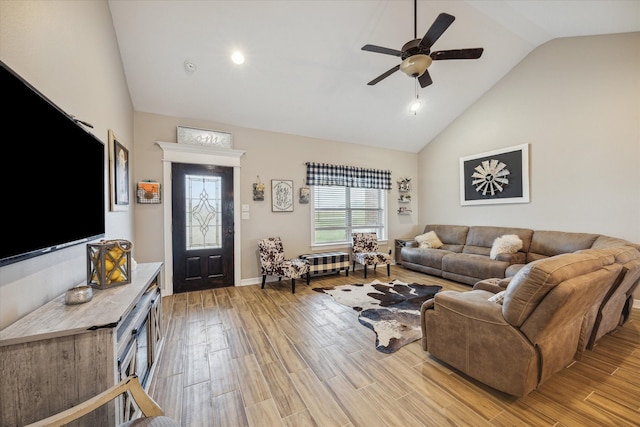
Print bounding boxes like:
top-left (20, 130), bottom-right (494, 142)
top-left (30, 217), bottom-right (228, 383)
top-left (400, 39), bottom-right (433, 77)
top-left (401, 39), bottom-right (428, 59)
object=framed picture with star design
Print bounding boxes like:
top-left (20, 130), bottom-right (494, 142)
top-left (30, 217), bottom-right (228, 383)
top-left (460, 143), bottom-right (529, 206)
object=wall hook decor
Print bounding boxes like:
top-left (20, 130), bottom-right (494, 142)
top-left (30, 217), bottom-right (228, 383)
top-left (253, 176), bottom-right (265, 201)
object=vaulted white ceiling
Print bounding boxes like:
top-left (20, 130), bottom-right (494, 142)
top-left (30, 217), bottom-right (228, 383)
top-left (108, 0), bottom-right (640, 153)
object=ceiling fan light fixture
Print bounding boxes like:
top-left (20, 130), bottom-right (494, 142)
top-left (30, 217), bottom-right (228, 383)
top-left (410, 99), bottom-right (422, 113)
top-left (400, 54), bottom-right (432, 78)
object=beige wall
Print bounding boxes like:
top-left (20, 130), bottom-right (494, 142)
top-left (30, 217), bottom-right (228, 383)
top-left (0, 0), bottom-right (134, 329)
top-left (417, 32), bottom-right (640, 300)
top-left (418, 33), bottom-right (640, 243)
top-left (132, 112), bottom-right (419, 284)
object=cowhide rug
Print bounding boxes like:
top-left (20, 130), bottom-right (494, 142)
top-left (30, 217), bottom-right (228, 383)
top-left (313, 279), bottom-right (442, 353)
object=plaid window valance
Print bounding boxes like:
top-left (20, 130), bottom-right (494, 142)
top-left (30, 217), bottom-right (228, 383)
top-left (305, 162), bottom-right (392, 190)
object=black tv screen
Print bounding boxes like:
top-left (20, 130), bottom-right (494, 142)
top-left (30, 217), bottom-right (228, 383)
top-left (1, 61), bottom-right (106, 267)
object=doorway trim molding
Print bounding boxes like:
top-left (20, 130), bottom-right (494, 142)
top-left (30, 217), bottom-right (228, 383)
top-left (156, 141), bottom-right (245, 295)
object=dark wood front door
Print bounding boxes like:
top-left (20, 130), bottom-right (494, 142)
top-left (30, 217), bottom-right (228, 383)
top-left (172, 162), bottom-right (234, 293)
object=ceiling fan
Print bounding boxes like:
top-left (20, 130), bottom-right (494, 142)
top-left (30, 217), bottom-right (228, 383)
top-left (362, 0), bottom-right (484, 88)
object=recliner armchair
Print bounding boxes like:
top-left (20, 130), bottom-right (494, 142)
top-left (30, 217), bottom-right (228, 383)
top-left (421, 251), bottom-right (622, 396)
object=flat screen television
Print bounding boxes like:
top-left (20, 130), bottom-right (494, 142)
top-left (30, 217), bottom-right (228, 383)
top-left (0, 61), bottom-right (106, 267)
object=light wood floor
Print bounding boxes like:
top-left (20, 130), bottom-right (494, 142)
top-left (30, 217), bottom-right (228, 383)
top-left (148, 265), bottom-right (640, 427)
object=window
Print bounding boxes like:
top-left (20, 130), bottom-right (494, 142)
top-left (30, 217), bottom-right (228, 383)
top-left (312, 185), bottom-right (387, 245)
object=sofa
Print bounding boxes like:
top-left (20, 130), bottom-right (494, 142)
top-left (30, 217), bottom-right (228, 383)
top-left (400, 224), bottom-right (639, 285)
top-left (412, 224), bottom-right (640, 396)
top-left (421, 250), bottom-right (625, 396)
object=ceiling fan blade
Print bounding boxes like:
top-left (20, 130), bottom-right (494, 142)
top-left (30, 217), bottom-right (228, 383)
top-left (418, 70), bottom-right (433, 88)
top-left (419, 13), bottom-right (455, 49)
top-left (361, 44), bottom-right (403, 57)
top-left (367, 64), bottom-right (401, 86)
top-left (431, 48), bottom-right (484, 60)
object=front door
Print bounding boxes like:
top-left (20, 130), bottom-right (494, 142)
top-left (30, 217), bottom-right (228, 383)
top-left (172, 162), bottom-right (234, 293)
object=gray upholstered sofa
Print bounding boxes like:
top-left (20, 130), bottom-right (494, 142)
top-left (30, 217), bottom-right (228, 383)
top-left (400, 224), bottom-right (639, 285)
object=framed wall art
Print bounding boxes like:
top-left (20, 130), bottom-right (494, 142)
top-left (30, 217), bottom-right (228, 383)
top-left (460, 143), bottom-right (529, 206)
top-left (137, 181), bottom-right (161, 204)
top-left (272, 180), bottom-right (294, 212)
top-left (108, 129), bottom-right (129, 211)
top-left (177, 125), bottom-right (232, 148)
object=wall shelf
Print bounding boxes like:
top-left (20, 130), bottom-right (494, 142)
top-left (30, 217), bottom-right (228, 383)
top-left (397, 179), bottom-right (412, 214)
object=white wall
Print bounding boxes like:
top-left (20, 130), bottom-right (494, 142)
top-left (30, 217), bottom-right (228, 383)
top-left (0, 0), bottom-right (135, 329)
top-left (418, 33), bottom-right (640, 243)
top-left (132, 112), bottom-right (420, 284)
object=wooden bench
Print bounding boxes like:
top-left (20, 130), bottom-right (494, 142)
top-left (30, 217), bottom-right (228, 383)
top-left (299, 252), bottom-right (350, 276)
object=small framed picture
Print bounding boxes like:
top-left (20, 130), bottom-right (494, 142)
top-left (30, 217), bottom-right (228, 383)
top-left (137, 181), bottom-right (161, 204)
top-left (272, 180), bottom-right (294, 212)
top-left (109, 130), bottom-right (129, 211)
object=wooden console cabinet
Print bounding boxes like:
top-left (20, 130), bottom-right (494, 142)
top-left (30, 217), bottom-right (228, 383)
top-left (0, 262), bottom-right (163, 427)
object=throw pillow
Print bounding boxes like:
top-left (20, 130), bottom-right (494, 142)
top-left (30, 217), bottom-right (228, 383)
top-left (490, 234), bottom-right (523, 260)
top-left (488, 290), bottom-right (506, 304)
top-left (415, 231), bottom-right (443, 249)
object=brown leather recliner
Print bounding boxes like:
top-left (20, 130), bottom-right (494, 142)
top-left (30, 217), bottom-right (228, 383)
top-left (580, 245), bottom-right (640, 349)
top-left (420, 252), bottom-right (622, 397)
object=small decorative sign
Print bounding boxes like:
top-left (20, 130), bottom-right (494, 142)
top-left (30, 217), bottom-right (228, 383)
top-left (299, 186), bottom-right (310, 204)
top-left (137, 181), bottom-right (161, 204)
top-left (177, 125), bottom-right (232, 148)
top-left (272, 180), bottom-right (294, 212)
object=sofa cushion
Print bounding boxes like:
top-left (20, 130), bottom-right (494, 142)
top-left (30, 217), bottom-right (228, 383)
top-left (490, 234), bottom-right (524, 260)
top-left (578, 245), bottom-right (640, 264)
top-left (463, 226), bottom-right (533, 256)
top-left (503, 252), bottom-right (604, 327)
top-left (401, 247), bottom-right (451, 271)
top-left (424, 224), bottom-right (468, 253)
top-left (527, 230), bottom-right (598, 262)
top-left (442, 253), bottom-right (510, 280)
top-left (592, 235), bottom-right (640, 251)
top-left (415, 231), bottom-right (443, 249)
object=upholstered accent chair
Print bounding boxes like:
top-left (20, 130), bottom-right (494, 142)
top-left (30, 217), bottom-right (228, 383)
top-left (25, 375), bottom-right (179, 427)
top-left (258, 237), bottom-right (310, 293)
top-left (351, 232), bottom-right (392, 279)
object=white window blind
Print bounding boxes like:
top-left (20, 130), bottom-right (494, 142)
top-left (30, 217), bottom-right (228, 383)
top-left (312, 185), bottom-right (387, 245)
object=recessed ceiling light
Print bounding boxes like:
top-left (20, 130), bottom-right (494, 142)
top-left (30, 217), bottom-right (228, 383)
top-left (410, 99), bottom-right (422, 113)
top-left (184, 61), bottom-right (197, 72)
top-left (231, 51), bottom-right (245, 65)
